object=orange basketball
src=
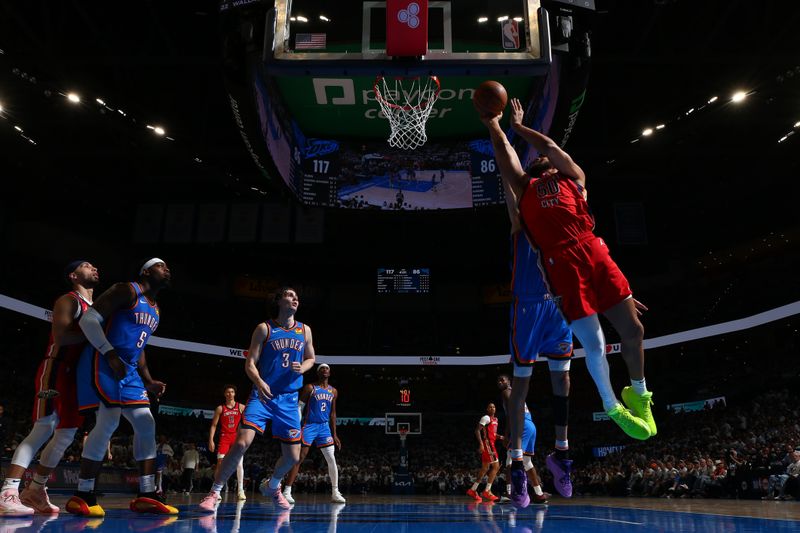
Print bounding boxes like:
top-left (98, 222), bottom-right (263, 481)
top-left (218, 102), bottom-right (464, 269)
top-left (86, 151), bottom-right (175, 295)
top-left (473, 80), bottom-right (508, 116)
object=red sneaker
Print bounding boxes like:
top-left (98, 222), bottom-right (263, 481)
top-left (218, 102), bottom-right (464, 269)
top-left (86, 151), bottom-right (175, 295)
top-left (466, 489), bottom-right (482, 502)
top-left (481, 491), bottom-right (499, 502)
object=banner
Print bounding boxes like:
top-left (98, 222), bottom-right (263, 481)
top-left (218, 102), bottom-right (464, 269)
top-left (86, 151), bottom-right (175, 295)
top-left (668, 396), bottom-right (726, 413)
top-left (592, 445), bottom-right (626, 458)
top-left (158, 404), bottom-right (215, 419)
top-left (2, 460), bottom-right (138, 491)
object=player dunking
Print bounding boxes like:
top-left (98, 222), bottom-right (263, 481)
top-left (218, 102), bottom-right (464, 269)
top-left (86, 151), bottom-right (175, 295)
top-left (281, 363), bottom-right (346, 504)
top-left (198, 287), bottom-right (316, 512)
top-left (208, 385), bottom-right (246, 500)
top-left (497, 375), bottom-right (549, 505)
top-left (0, 261), bottom-right (98, 516)
top-left (481, 99), bottom-right (655, 441)
top-left (466, 403), bottom-right (502, 502)
top-left (66, 258), bottom-right (175, 517)
top-left (501, 172), bottom-right (576, 502)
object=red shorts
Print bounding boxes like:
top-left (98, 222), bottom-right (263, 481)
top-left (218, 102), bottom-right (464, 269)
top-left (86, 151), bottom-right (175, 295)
top-left (217, 433), bottom-right (236, 456)
top-left (541, 236), bottom-right (632, 322)
top-left (32, 357), bottom-right (83, 429)
top-left (481, 442), bottom-right (499, 464)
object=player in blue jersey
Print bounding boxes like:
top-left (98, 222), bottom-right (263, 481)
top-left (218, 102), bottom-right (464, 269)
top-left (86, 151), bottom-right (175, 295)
top-left (199, 287), bottom-right (316, 512)
top-left (497, 374), bottom-right (549, 504)
top-left (500, 166), bottom-right (575, 507)
top-left (281, 363), bottom-right (345, 504)
top-left (66, 258), bottom-right (176, 517)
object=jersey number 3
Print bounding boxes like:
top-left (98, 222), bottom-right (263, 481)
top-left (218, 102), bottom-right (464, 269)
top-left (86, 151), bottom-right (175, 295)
top-left (281, 353), bottom-right (290, 368)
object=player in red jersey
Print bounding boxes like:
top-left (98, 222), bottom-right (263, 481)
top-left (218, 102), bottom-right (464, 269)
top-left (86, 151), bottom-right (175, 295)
top-left (209, 385), bottom-right (246, 500)
top-left (0, 261), bottom-right (99, 516)
top-left (480, 98), bottom-right (655, 442)
top-left (466, 403), bottom-right (503, 502)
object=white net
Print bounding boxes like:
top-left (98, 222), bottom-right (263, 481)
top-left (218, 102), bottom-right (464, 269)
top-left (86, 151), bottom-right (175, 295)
top-left (374, 76), bottom-right (440, 150)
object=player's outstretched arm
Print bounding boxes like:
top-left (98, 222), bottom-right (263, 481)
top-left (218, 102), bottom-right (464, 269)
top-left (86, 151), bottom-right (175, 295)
top-left (246, 322), bottom-right (272, 400)
top-left (79, 282), bottom-right (136, 379)
top-left (508, 98), bottom-right (586, 186)
top-left (480, 114), bottom-right (527, 199)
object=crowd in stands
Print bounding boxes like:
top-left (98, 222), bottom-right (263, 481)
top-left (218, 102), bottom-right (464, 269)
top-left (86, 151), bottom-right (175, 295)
top-left (2, 385), bottom-right (798, 500)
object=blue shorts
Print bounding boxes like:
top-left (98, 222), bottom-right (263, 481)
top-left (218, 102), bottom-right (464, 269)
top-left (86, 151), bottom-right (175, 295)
top-left (301, 422), bottom-right (334, 448)
top-left (241, 390), bottom-right (301, 443)
top-left (522, 415), bottom-right (537, 456)
top-left (510, 296), bottom-right (573, 366)
top-left (77, 346), bottom-right (149, 412)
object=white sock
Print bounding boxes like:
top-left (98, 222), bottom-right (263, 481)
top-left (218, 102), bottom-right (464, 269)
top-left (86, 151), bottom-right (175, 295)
top-left (140, 474), bottom-right (155, 493)
top-left (32, 473), bottom-right (49, 487)
top-left (78, 478), bottom-right (96, 493)
top-left (555, 439), bottom-right (569, 451)
top-left (471, 482), bottom-right (479, 491)
top-left (630, 377), bottom-right (648, 395)
top-left (533, 485), bottom-right (543, 496)
top-left (211, 482), bottom-right (224, 493)
top-left (2, 478), bottom-right (21, 492)
top-left (284, 485), bottom-right (292, 494)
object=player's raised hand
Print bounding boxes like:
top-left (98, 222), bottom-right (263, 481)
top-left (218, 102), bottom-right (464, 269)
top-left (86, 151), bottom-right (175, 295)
top-left (479, 112), bottom-right (502, 127)
top-left (510, 98), bottom-right (524, 128)
top-left (258, 380), bottom-right (273, 401)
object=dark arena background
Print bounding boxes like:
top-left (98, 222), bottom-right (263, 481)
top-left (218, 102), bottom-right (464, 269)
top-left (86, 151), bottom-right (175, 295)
top-left (1, 0), bottom-right (799, 531)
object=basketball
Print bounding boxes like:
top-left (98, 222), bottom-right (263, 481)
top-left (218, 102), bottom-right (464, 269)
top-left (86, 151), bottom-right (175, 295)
top-left (473, 80), bottom-right (508, 117)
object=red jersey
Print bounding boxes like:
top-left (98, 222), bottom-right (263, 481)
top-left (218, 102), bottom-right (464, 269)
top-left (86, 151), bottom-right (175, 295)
top-left (480, 415), bottom-right (499, 444)
top-left (219, 403), bottom-right (243, 437)
top-left (43, 291), bottom-right (91, 365)
top-left (519, 170), bottom-right (595, 251)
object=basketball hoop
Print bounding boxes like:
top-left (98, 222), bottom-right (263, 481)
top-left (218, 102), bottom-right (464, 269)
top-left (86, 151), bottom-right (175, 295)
top-left (374, 75), bottom-right (441, 150)
top-left (398, 426), bottom-right (409, 443)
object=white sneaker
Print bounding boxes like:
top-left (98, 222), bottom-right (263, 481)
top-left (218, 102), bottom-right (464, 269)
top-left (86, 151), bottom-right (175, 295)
top-left (282, 487), bottom-right (295, 505)
top-left (237, 491), bottom-right (246, 501)
top-left (0, 489), bottom-right (35, 517)
top-left (331, 490), bottom-right (346, 503)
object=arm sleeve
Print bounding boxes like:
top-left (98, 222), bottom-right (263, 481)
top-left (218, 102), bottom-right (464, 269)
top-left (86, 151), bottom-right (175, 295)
top-left (79, 307), bottom-right (114, 354)
top-left (479, 415), bottom-right (490, 426)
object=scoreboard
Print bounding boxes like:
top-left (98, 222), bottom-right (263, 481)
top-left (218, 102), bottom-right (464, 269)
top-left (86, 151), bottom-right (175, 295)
top-left (377, 268), bottom-right (431, 294)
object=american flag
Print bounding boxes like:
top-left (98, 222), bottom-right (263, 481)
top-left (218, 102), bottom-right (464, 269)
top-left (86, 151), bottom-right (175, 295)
top-left (295, 33), bottom-right (326, 50)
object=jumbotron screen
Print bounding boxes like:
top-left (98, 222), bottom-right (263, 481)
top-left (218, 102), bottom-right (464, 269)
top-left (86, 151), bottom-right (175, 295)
top-left (377, 268), bottom-right (431, 294)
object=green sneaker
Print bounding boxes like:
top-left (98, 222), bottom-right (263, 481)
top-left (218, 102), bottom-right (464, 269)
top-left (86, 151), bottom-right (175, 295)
top-left (621, 387), bottom-right (657, 436)
top-left (606, 404), bottom-right (651, 441)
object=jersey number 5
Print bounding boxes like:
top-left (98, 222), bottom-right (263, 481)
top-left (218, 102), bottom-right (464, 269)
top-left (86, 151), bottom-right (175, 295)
top-left (136, 331), bottom-right (148, 348)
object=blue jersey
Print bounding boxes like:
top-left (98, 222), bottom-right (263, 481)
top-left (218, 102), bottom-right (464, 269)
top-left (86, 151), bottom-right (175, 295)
top-left (305, 385), bottom-right (334, 424)
top-left (511, 232), bottom-right (549, 299)
top-left (256, 320), bottom-right (306, 395)
top-left (106, 282), bottom-right (159, 367)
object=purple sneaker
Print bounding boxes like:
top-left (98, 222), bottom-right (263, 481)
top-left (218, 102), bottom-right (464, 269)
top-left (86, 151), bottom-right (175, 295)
top-left (546, 453), bottom-right (573, 498)
top-left (510, 466), bottom-right (530, 508)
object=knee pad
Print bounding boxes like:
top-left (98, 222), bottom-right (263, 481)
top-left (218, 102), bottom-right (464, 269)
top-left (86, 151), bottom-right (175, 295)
top-left (122, 407), bottom-right (156, 461)
top-left (83, 406), bottom-right (121, 461)
top-left (552, 395), bottom-right (570, 427)
top-left (548, 358), bottom-right (571, 372)
top-left (523, 456), bottom-right (534, 471)
top-left (39, 427), bottom-right (77, 468)
top-left (570, 314), bottom-right (605, 358)
top-left (513, 364), bottom-right (533, 378)
top-left (10, 415), bottom-right (58, 469)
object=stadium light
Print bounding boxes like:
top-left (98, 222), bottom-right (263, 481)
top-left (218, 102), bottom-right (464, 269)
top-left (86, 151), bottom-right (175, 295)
top-left (707, 96), bottom-right (718, 104)
top-left (497, 16), bottom-right (509, 22)
top-left (793, 121), bottom-right (799, 128)
top-left (513, 17), bottom-right (523, 22)
top-left (731, 91), bottom-right (747, 103)
top-left (0, 103), bottom-right (3, 114)
top-left (642, 128), bottom-right (653, 136)
top-left (154, 126), bottom-right (165, 136)
top-left (477, 17), bottom-right (488, 23)
top-left (14, 125), bottom-right (22, 132)
top-left (319, 15), bottom-right (330, 22)
top-left (656, 124), bottom-right (665, 130)
top-left (96, 98), bottom-right (105, 105)
top-left (66, 93), bottom-right (81, 103)
top-left (296, 15), bottom-right (308, 22)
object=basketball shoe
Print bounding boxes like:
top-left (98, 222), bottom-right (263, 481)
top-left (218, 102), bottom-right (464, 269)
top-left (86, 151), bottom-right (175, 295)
top-left (621, 387), bottom-right (657, 436)
top-left (606, 404), bottom-right (651, 440)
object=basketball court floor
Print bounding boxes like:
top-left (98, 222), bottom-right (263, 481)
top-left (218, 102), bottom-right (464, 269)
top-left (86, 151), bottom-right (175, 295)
top-left (4, 493), bottom-right (797, 533)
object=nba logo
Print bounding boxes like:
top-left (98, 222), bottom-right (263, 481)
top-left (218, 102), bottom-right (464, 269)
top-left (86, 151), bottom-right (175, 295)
top-left (502, 20), bottom-right (520, 50)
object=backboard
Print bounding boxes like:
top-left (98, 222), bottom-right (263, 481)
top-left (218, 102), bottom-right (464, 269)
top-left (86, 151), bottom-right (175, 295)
top-left (385, 412), bottom-right (423, 435)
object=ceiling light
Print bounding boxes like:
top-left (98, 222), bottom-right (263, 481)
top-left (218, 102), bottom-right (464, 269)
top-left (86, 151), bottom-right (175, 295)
top-left (96, 98), bottom-right (105, 105)
top-left (478, 17), bottom-right (488, 23)
top-left (319, 15), bottom-right (329, 22)
top-left (707, 96), bottom-right (718, 104)
top-left (642, 128), bottom-right (653, 136)
top-left (513, 17), bottom-right (523, 22)
top-left (14, 125), bottom-right (22, 132)
top-left (656, 124), bottom-right (665, 129)
top-left (296, 16), bottom-right (308, 22)
top-left (731, 91), bottom-right (747, 103)
top-left (795, 121), bottom-right (800, 128)
top-left (497, 16), bottom-right (509, 22)
top-left (154, 126), bottom-right (165, 136)
top-left (66, 93), bottom-right (80, 103)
